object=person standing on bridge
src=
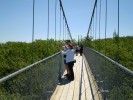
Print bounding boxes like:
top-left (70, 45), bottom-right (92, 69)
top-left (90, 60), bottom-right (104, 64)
top-left (61, 40), bottom-right (75, 81)
top-left (62, 45), bottom-right (69, 77)
top-left (79, 44), bottom-right (83, 56)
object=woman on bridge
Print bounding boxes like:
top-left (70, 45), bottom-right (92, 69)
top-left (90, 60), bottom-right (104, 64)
top-left (61, 40), bottom-right (75, 81)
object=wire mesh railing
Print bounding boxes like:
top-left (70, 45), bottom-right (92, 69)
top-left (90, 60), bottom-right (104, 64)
top-left (84, 46), bottom-right (133, 100)
top-left (0, 52), bottom-right (65, 100)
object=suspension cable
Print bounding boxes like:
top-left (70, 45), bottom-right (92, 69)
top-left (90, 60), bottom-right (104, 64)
top-left (66, 24), bottom-right (68, 40)
top-left (104, 0), bottom-right (107, 56)
top-left (55, 0), bottom-right (57, 41)
top-left (59, 6), bottom-right (61, 41)
top-left (87, 0), bottom-right (97, 38)
top-left (32, 0), bottom-right (35, 63)
top-left (90, 24), bottom-right (92, 39)
top-left (99, 0), bottom-right (101, 42)
top-left (47, 0), bottom-right (49, 56)
top-left (92, 15), bottom-right (95, 41)
top-left (117, 0), bottom-right (120, 63)
top-left (98, 0), bottom-right (101, 52)
top-left (95, 5), bottom-right (97, 41)
top-left (104, 1), bottom-right (108, 99)
top-left (94, 4), bottom-right (97, 49)
top-left (59, 0), bottom-right (72, 41)
top-left (116, 1), bottom-right (120, 98)
top-left (65, 23), bottom-right (66, 40)
top-left (63, 17), bottom-right (64, 41)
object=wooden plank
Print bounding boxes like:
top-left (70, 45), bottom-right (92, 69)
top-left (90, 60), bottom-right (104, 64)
top-left (59, 79), bottom-right (70, 100)
top-left (51, 55), bottom-right (94, 100)
top-left (66, 56), bottom-right (77, 100)
top-left (50, 84), bottom-right (64, 100)
top-left (50, 71), bottom-right (67, 100)
top-left (81, 61), bottom-right (86, 100)
top-left (83, 60), bottom-right (92, 100)
top-left (83, 55), bottom-right (102, 100)
top-left (73, 56), bottom-right (80, 100)
top-left (50, 80), bottom-right (63, 99)
top-left (66, 80), bottom-right (74, 100)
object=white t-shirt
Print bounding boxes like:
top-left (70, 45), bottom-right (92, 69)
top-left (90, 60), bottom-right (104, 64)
top-left (61, 49), bottom-right (75, 63)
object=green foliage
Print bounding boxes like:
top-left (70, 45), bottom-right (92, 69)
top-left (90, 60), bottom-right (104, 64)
top-left (84, 46), bottom-right (133, 99)
top-left (0, 39), bottom-right (60, 78)
top-left (83, 36), bottom-right (133, 71)
top-left (0, 52), bottom-right (63, 99)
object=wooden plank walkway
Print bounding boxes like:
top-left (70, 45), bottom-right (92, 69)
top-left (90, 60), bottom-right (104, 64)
top-left (50, 54), bottom-right (93, 100)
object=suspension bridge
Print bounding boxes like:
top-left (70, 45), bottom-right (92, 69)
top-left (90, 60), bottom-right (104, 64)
top-left (0, 0), bottom-right (133, 100)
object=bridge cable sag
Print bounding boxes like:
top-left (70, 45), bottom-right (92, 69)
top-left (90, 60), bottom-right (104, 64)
top-left (59, 0), bottom-right (72, 41)
top-left (87, 0), bottom-right (97, 38)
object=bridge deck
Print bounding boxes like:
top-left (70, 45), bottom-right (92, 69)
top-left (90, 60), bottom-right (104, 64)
top-left (51, 55), bottom-right (92, 100)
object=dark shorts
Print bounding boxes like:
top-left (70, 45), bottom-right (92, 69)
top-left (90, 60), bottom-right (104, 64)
top-left (76, 50), bottom-right (78, 52)
top-left (64, 55), bottom-right (66, 64)
top-left (66, 61), bottom-right (74, 67)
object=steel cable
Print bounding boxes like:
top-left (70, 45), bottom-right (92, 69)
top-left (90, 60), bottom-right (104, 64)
top-left (32, 0), bottom-right (35, 63)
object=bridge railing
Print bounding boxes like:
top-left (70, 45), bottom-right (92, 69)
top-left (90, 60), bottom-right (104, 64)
top-left (84, 46), bottom-right (133, 100)
top-left (0, 52), bottom-right (64, 100)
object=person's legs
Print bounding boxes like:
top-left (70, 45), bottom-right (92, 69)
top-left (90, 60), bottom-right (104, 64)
top-left (76, 50), bottom-right (78, 56)
top-left (64, 64), bottom-right (69, 76)
top-left (67, 62), bottom-right (74, 80)
top-left (80, 50), bottom-right (83, 56)
top-left (66, 64), bottom-right (70, 75)
top-left (64, 60), bottom-right (68, 76)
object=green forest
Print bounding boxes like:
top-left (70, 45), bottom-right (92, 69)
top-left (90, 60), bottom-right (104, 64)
top-left (0, 36), bottom-right (132, 79)
top-left (82, 36), bottom-right (133, 71)
top-left (0, 39), bottom-right (60, 78)
top-left (82, 36), bottom-right (133, 99)
top-left (0, 36), bottom-right (133, 99)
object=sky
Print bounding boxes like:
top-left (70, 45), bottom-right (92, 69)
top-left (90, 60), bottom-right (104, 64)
top-left (0, 0), bottom-right (133, 43)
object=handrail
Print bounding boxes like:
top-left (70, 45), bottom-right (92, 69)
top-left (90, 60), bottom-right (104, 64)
top-left (84, 46), bottom-right (133, 99)
top-left (85, 46), bottom-right (133, 76)
top-left (0, 52), bottom-right (60, 83)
